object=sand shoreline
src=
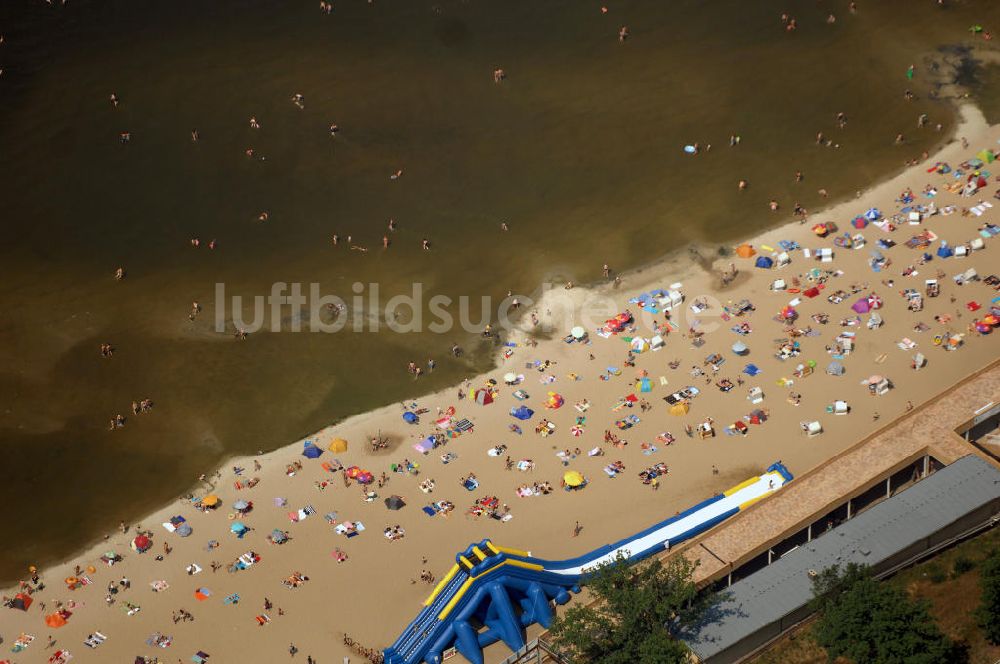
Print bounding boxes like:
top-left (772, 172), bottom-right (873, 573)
top-left (4, 103), bottom-right (999, 664)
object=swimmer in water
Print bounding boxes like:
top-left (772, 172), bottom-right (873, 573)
top-left (618, 26), bottom-right (629, 41)
top-left (249, 116), bottom-right (260, 129)
top-left (383, 235), bottom-right (389, 249)
top-left (388, 218), bottom-right (397, 232)
top-left (258, 211), bottom-right (269, 222)
top-left (421, 238), bottom-right (430, 251)
top-left (500, 222), bottom-right (508, 231)
top-left (390, 169), bottom-right (403, 180)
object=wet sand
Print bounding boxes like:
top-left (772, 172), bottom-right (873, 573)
top-left (2, 105), bottom-right (1000, 663)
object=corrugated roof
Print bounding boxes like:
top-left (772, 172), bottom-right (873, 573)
top-left (680, 455), bottom-right (1000, 662)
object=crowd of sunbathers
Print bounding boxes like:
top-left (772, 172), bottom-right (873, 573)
top-left (383, 525), bottom-right (405, 541)
top-left (638, 462), bottom-right (669, 485)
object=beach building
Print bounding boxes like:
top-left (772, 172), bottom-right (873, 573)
top-left (679, 454), bottom-right (1000, 663)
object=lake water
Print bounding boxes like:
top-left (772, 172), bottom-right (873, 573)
top-left (0, 0), bottom-right (997, 582)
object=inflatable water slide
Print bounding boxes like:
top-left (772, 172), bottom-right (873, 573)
top-left (384, 462), bottom-right (793, 664)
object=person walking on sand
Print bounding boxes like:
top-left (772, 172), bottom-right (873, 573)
top-left (573, 521), bottom-right (582, 537)
top-left (289, 643), bottom-right (298, 657)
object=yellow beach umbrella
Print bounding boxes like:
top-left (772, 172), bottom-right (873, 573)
top-left (202, 494), bottom-right (219, 507)
top-left (563, 470), bottom-right (585, 487)
top-left (328, 438), bottom-right (348, 453)
top-left (669, 402), bottom-right (689, 416)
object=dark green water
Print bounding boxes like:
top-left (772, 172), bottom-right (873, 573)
top-left (0, 0), bottom-right (997, 583)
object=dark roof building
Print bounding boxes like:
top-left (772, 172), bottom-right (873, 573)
top-left (680, 455), bottom-right (1000, 663)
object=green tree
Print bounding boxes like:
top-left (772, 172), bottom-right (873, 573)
top-left (975, 548), bottom-right (1000, 644)
top-left (809, 563), bottom-right (962, 664)
top-left (548, 554), bottom-right (703, 664)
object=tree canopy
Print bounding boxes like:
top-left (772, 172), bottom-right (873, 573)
top-left (975, 548), bottom-right (1000, 645)
top-left (810, 563), bottom-right (961, 664)
top-left (548, 554), bottom-right (704, 664)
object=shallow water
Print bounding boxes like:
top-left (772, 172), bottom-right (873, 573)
top-left (0, 0), bottom-right (997, 582)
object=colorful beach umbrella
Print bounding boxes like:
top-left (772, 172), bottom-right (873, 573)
top-left (563, 471), bottom-right (585, 487)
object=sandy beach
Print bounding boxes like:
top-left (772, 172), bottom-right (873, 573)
top-left (3, 104), bottom-right (1000, 664)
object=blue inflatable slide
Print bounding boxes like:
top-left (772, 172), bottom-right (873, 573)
top-left (384, 462), bottom-right (793, 664)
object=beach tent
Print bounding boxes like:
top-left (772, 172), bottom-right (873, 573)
top-left (867, 375), bottom-right (891, 395)
top-left (45, 612), bottom-right (69, 628)
top-left (649, 335), bottom-right (665, 350)
top-left (743, 363), bottom-right (762, 377)
top-left (669, 402), bottom-right (689, 416)
top-left (385, 495), bottom-right (406, 511)
top-left (630, 337), bottom-right (649, 353)
top-left (10, 592), bottom-right (31, 611)
top-left (176, 523), bottom-right (193, 538)
top-left (977, 149), bottom-right (995, 164)
top-left (563, 471), bottom-right (585, 488)
top-left (937, 242), bottom-right (953, 259)
top-left (754, 256), bottom-right (774, 269)
top-left (735, 244), bottom-right (756, 258)
top-left (851, 298), bottom-right (871, 314)
top-left (511, 405), bottom-right (534, 420)
top-left (731, 341), bottom-right (749, 355)
top-left (302, 443), bottom-right (322, 459)
top-left (657, 290), bottom-right (684, 311)
top-left (803, 286), bottom-right (820, 298)
top-left (402, 411), bottom-right (419, 424)
top-left (131, 534), bottom-right (152, 553)
top-left (474, 388), bottom-right (494, 406)
top-left (328, 438), bottom-right (348, 453)
top-left (826, 361), bottom-right (845, 376)
top-left (802, 421), bottom-right (823, 437)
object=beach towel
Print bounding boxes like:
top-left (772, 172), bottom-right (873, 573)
top-left (422, 506), bottom-right (437, 516)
